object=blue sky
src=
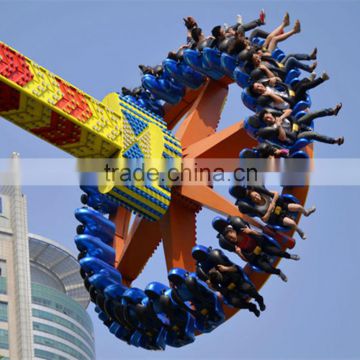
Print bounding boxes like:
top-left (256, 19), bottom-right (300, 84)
top-left (0, 1), bottom-right (359, 359)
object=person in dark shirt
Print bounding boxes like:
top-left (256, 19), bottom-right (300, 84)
top-left (232, 185), bottom-right (316, 239)
top-left (246, 49), bottom-right (318, 82)
top-left (194, 247), bottom-right (265, 316)
top-left (167, 16), bottom-right (199, 61)
top-left (256, 105), bottom-right (344, 146)
top-left (248, 72), bottom-right (330, 110)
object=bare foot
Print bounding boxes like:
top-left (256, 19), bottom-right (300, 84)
top-left (293, 20), bottom-right (301, 33)
top-left (283, 12), bottom-right (290, 26)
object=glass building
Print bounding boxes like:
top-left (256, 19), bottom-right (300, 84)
top-left (0, 154), bottom-right (95, 359)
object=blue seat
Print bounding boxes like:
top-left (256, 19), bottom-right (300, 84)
top-left (191, 244), bottom-right (209, 260)
top-left (122, 288), bottom-right (167, 350)
top-left (141, 74), bottom-right (185, 104)
top-left (75, 207), bottom-right (115, 244)
top-left (272, 48), bottom-right (286, 62)
top-left (75, 234), bottom-right (115, 265)
top-left (183, 49), bottom-right (224, 80)
top-left (293, 96), bottom-right (312, 114)
top-left (80, 173), bottom-right (118, 214)
top-left (220, 53), bottom-right (239, 78)
top-left (168, 268), bottom-right (224, 333)
top-left (202, 48), bottom-right (224, 73)
top-left (241, 88), bottom-right (257, 112)
top-left (79, 256), bottom-right (122, 282)
top-left (145, 281), bottom-right (195, 347)
top-left (136, 95), bottom-right (164, 117)
top-left (284, 68), bottom-right (301, 84)
top-left (251, 37), bottom-right (265, 46)
top-left (234, 67), bottom-right (250, 88)
top-left (88, 272), bottom-right (119, 292)
top-left (122, 94), bottom-right (140, 105)
top-left (109, 322), bottom-right (135, 343)
top-left (162, 58), bottom-right (205, 89)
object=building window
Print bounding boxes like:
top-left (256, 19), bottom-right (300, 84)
top-left (0, 329), bottom-right (9, 350)
top-left (34, 335), bottom-right (89, 360)
top-left (0, 260), bottom-right (6, 278)
top-left (0, 278), bottom-right (6, 295)
top-left (31, 284), bottom-right (93, 332)
top-left (0, 197), bottom-right (3, 214)
top-left (33, 322), bottom-right (94, 359)
top-left (0, 302), bottom-right (7, 322)
top-left (35, 349), bottom-right (67, 360)
top-left (32, 309), bottom-right (94, 350)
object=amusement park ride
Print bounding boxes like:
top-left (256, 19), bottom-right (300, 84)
top-left (0, 12), bottom-right (339, 350)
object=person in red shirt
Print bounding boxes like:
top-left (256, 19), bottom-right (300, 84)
top-left (214, 216), bottom-right (299, 282)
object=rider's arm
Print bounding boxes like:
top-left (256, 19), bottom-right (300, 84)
top-left (279, 109), bottom-right (292, 121)
top-left (259, 64), bottom-right (276, 79)
top-left (217, 264), bottom-right (237, 273)
top-left (235, 246), bottom-right (248, 262)
top-left (242, 227), bottom-right (261, 236)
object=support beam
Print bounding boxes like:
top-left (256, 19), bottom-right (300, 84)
top-left (116, 216), bottom-right (162, 284)
top-left (176, 80), bottom-right (229, 147)
top-left (160, 197), bottom-right (198, 272)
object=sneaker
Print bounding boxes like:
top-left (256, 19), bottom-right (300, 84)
top-left (290, 254), bottom-right (301, 261)
top-left (236, 14), bottom-right (243, 25)
top-left (139, 64), bottom-right (152, 75)
top-left (310, 47), bottom-right (318, 60)
top-left (121, 87), bottom-right (132, 96)
top-left (337, 136), bottom-right (345, 145)
top-left (309, 72), bottom-right (316, 81)
top-left (309, 61), bottom-right (318, 72)
top-left (305, 206), bottom-right (316, 217)
top-left (259, 301), bottom-right (266, 311)
top-left (259, 9), bottom-right (266, 24)
top-left (249, 303), bottom-right (261, 317)
top-left (333, 103), bottom-right (343, 116)
top-left (279, 271), bottom-right (288, 282)
top-left (297, 228), bottom-right (307, 239)
top-left (321, 71), bottom-right (330, 81)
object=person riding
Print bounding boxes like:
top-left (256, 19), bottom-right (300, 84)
top-left (245, 48), bottom-right (318, 82)
top-left (213, 216), bottom-right (299, 282)
top-left (256, 105), bottom-right (344, 146)
top-left (193, 246), bottom-right (265, 317)
top-left (230, 185), bottom-right (316, 239)
top-left (248, 72), bottom-right (330, 110)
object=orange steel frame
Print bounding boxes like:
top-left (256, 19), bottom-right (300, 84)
top-left (110, 78), bottom-right (311, 322)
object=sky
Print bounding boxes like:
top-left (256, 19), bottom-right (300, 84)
top-left (0, 1), bottom-right (360, 359)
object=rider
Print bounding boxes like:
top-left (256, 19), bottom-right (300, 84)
top-left (256, 105), bottom-right (344, 146)
top-left (193, 246), bottom-right (265, 316)
top-left (230, 185), bottom-right (316, 239)
top-left (214, 216), bottom-right (299, 282)
top-left (248, 72), bottom-right (330, 110)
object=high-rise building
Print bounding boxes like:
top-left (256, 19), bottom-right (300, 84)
top-left (0, 153), bottom-right (95, 360)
